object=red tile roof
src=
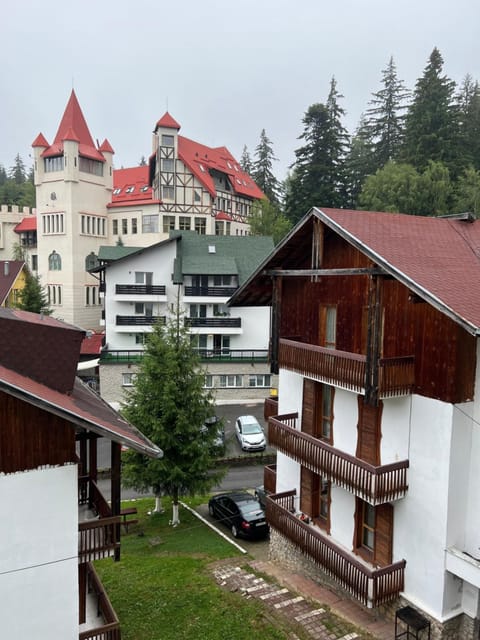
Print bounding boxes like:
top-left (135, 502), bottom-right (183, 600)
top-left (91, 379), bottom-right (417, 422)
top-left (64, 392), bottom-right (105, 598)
top-left (32, 133), bottom-right (49, 148)
top-left (80, 332), bottom-right (104, 355)
top-left (316, 208), bottom-right (480, 334)
top-left (99, 138), bottom-right (114, 154)
top-left (155, 112), bottom-right (181, 130)
top-left (14, 216), bottom-right (37, 232)
top-left (0, 261), bottom-right (25, 305)
top-left (108, 166), bottom-right (159, 208)
top-left (39, 90), bottom-right (106, 162)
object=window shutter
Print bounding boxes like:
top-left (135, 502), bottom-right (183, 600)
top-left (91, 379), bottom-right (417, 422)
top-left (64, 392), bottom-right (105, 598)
top-left (356, 397), bottom-right (382, 465)
top-left (302, 379), bottom-right (315, 436)
top-left (374, 503), bottom-right (393, 566)
top-left (300, 466), bottom-right (318, 517)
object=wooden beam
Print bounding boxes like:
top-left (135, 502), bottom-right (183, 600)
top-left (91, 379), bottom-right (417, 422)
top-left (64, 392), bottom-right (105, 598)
top-left (263, 267), bottom-right (384, 277)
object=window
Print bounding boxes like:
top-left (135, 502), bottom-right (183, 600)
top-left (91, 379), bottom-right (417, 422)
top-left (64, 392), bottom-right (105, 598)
top-left (85, 285), bottom-right (99, 306)
top-left (113, 187), bottom-right (122, 195)
top-left (162, 186), bottom-right (175, 200)
top-left (215, 221), bottom-right (224, 235)
top-left (161, 134), bottom-right (174, 146)
top-left (248, 374), bottom-right (271, 388)
top-left (162, 158), bottom-right (174, 172)
top-left (125, 186), bottom-right (134, 194)
top-left (47, 285), bottom-right (62, 306)
top-left (194, 217), bottom-right (206, 235)
top-left (219, 375), bottom-right (242, 388)
top-left (142, 214), bottom-right (159, 233)
top-left (135, 334), bottom-right (147, 345)
top-left (179, 216), bottom-right (191, 230)
top-left (42, 213), bottom-right (65, 235)
top-left (135, 272), bottom-right (153, 286)
top-left (163, 215), bottom-right (175, 232)
top-left (31, 255), bottom-right (38, 271)
top-left (204, 374), bottom-right (213, 388)
top-left (44, 156), bottom-right (64, 172)
top-left (122, 372), bottom-right (136, 386)
top-left (354, 499), bottom-right (394, 566)
top-left (132, 218), bottom-right (137, 234)
top-left (301, 380), bottom-right (334, 443)
top-left (190, 304), bottom-right (207, 318)
top-left (79, 157), bottom-right (104, 176)
top-left (300, 468), bottom-right (331, 531)
top-left (320, 385), bottom-right (334, 441)
top-left (213, 275), bottom-right (232, 286)
top-left (194, 190), bottom-right (201, 203)
top-left (319, 305), bottom-right (337, 349)
top-left (122, 219), bottom-right (128, 234)
top-left (112, 219), bottom-right (118, 235)
top-left (48, 251), bottom-right (62, 270)
top-left (134, 302), bottom-right (153, 316)
top-left (85, 252), bottom-right (98, 271)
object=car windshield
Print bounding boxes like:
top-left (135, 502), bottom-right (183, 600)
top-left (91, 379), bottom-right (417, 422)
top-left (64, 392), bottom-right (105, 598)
top-left (239, 500), bottom-right (263, 515)
top-left (242, 422), bottom-right (262, 435)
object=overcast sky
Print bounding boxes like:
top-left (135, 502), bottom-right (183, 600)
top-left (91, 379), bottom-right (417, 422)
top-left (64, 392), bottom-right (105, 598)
top-left (2, 0), bottom-right (479, 183)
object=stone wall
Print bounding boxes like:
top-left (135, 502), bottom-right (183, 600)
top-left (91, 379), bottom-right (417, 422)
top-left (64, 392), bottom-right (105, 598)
top-left (269, 529), bottom-right (478, 640)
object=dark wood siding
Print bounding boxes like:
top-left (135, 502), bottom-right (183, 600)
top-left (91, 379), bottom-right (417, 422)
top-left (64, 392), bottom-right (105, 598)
top-left (0, 392), bottom-right (76, 473)
top-left (356, 397), bottom-right (382, 465)
top-left (278, 223), bottom-right (476, 404)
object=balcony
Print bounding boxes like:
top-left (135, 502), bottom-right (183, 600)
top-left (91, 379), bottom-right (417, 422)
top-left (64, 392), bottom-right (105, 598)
top-left (269, 414), bottom-right (409, 505)
top-left (264, 463), bottom-right (277, 494)
top-left (115, 315), bottom-right (166, 326)
top-left (267, 490), bottom-right (406, 608)
top-left (79, 563), bottom-right (121, 640)
top-left (184, 285), bottom-right (237, 297)
top-left (78, 477), bottom-right (120, 563)
top-left (115, 284), bottom-right (166, 295)
top-left (184, 317), bottom-right (241, 329)
top-left (100, 348), bottom-right (269, 364)
top-left (279, 339), bottom-right (414, 398)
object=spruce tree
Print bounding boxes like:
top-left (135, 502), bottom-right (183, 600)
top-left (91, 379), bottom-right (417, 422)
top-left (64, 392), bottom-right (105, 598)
top-left (365, 56), bottom-right (409, 168)
top-left (240, 145), bottom-right (253, 175)
top-left (252, 129), bottom-right (281, 205)
top-left (121, 313), bottom-right (226, 525)
top-left (402, 48), bottom-right (459, 174)
top-left (9, 154), bottom-right (27, 184)
top-left (456, 75), bottom-right (480, 171)
top-left (344, 115), bottom-right (376, 207)
top-left (17, 271), bottom-right (51, 315)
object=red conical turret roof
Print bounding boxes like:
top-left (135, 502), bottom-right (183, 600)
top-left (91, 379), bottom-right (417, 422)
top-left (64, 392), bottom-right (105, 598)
top-left (32, 133), bottom-right (49, 148)
top-left (42, 90), bottom-right (105, 162)
top-left (155, 112), bottom-right (181, 131)
top-left (99, 138), bottom-right (114, 154)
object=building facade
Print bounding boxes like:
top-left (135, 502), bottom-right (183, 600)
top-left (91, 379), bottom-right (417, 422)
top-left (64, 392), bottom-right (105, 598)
top-left (231, 207), bottom-right (480, 639)
top-left (24, 91), bottom-right (263, 331)
top-left (97, 232), bottom-right (275, 406)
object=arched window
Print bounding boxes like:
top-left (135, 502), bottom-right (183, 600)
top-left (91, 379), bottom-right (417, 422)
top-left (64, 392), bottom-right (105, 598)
top-left (85, 252), bottom-right (98, 271)
top-left (48, 250), bottom-right (62, 270)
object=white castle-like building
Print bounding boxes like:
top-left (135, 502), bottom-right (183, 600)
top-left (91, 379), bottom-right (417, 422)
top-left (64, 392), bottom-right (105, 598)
top-left (4, 91), bottom-right (264, 330)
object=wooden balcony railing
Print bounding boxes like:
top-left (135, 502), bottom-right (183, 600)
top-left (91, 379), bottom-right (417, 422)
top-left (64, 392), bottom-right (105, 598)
top-left (264, 464), bottom-right (277, 494)
top-left (267, 490), bottom-right (406, 608)
top-left (115, 284), bottom-right (166, 295)
top-left (78, 477), bottom-right (121, 564)
top-left (269, 414), bottom-right (409, 505)
top-left (279, 339), bottom-right (414, 398)
top-left (79, 562), bottom-right (121, 640)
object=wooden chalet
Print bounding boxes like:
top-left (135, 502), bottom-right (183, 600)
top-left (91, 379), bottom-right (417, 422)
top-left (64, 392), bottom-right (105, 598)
top-left (230, 207), bottom-right (480, 638)
top-left (0, 308), bottom-right (162, 639)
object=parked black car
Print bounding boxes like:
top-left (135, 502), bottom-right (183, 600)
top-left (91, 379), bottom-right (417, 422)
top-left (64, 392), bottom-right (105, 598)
top-left (208, 492), bottom-right (269, 539)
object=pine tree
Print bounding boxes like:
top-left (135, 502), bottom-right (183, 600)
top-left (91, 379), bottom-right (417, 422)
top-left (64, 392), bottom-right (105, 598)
top-left (121, 312), bottom-right (226, 525)
top-left (0, 164), bottom-right (7, 186)
top-left (344, 115), bottom-right (376, 207)
top-left (252, 129), bottom-right (281, 205)
top-left (17, 270), bottom-right (51, 315)
top-left (9, 154), bottom-right (27, 185)
top-left (402, 48), bottom-right (459, 174)
top-left (365, 56), bottom-right (410, 168)
top-left (285, 79), bottom-right (348, 223)
top-left (240, 145), bottom-right (253, 175)
top-left (456, 75), bottom-right (480, 170)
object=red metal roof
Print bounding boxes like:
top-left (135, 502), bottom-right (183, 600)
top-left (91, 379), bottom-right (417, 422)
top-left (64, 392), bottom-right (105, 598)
top-left (108, 166), bottom-right (159, 208)
top-left (80, 332), bottom-right (104, 355)
top-left (14, 216), bottom-right (37, 232)
top-left (39, 90), bottom-right (106, 162)
top-left (178, 135), bottom-right (264, 200)
top-left (215, 211), bottom-right (233, 221)
top-left (317, 208), bottom-right (480, 335)
top-left (99, 138), bottom-right (114, 154)
top-left (155, 112), bottom-right (181, 130)
top-left (32, 133), bottom-right (49, 148)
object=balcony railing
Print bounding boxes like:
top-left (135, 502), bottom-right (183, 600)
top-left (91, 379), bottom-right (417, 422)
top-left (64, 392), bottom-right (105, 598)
top-left (264, 464), bottom-right (277, 494)
top-left (79, 562), bottom-right (121, 640)
top-left (279, 339), bottom-right (414, 398)
top-left (78, 477), bottom-right (121, 563)
top-left (185, 317), bottom-right (241, 328)
top-left (116, 315), bottom-right (166, 326)
top-left (100, 348), bottom-right (269, 364)
top-left (267, 490), bottom-right (406, 608)
top-left (115, 284), bottom-right (166, 295)
top-left (184, 285), bottom-right (237, 297)
top-left (269, 414), bottom-right (409, 505)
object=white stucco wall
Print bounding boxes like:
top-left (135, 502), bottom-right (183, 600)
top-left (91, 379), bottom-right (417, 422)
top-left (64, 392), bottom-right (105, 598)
top-left (0, 465), bottom-right (78, 639)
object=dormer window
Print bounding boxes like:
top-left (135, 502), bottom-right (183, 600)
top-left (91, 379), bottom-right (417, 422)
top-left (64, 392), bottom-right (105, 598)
top-left (125, 186), bottom-right (135, 194)
top-left (113, 188), bottom-right (122, 195)
top-left (140, 185), bottom-right (149, 192)
top-left (199, 164), bottom-right (205, 173)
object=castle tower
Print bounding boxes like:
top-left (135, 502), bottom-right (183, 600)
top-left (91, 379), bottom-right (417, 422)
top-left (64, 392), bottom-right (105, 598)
top-left (32, 91), bottom-right (114, 329)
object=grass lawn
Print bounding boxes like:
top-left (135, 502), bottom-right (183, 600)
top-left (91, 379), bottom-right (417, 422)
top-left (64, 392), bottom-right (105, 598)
top-left (95, 496), bottom-right (299, 640)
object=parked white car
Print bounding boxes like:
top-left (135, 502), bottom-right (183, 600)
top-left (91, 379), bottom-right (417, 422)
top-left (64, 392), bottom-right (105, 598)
top-left (235, 415), bottom-right (266, 452)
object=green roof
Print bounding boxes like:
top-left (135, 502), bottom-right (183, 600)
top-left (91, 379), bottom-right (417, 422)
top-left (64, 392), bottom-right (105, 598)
top-left (97, 246), bottom-right (142, 261)
top-left (172, 232), bottom-right (274, 285)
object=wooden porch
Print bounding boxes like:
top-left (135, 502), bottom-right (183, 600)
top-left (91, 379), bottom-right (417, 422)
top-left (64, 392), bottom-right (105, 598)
top-left (78, 476), bottom-right (121, 563)
top-left (266, 490), bottom-right (406, 608)
top-left (279, 339), bottom-right (414, 398)
top-left (79, 562), bottom-right (121, 640)
top-left (269, 414), bottom-right (409, 505)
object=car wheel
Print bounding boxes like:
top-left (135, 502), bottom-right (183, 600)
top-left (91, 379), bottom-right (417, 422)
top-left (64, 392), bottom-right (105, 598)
top-left (231, 524), bottom-right (239, 538)
top-left (208, 504), bottom-right (216, 517)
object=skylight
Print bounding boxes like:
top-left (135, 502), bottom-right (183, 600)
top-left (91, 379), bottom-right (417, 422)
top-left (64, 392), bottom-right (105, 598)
top-left (113, 188), bottom-right (122, 195)
top-left (125, 186), bottom-right (135, 193)
top-left (199, 164), bottom-right (205, 172)
top-left (141, 185), bottom-right (149, 192)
